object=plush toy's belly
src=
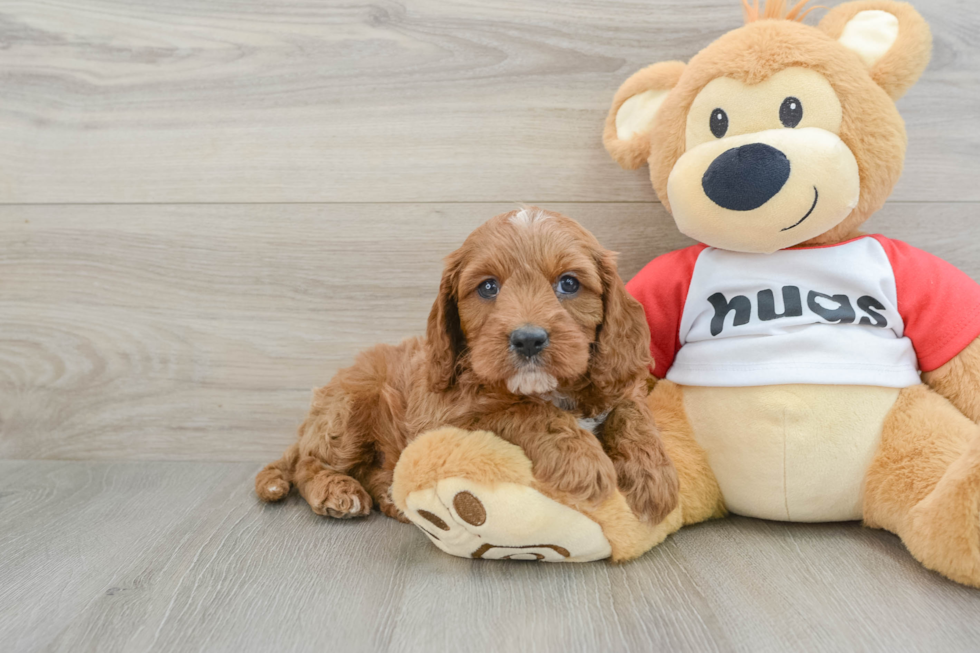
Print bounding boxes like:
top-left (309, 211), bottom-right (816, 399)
top-left (682, 384), bottom-right (901, 522)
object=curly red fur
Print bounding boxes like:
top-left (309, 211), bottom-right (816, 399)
top-left (256, 208), bottom-right (679, 523)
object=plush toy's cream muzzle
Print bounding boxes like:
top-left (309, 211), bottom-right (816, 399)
top-left (667, 127), bottom-right (860, 253)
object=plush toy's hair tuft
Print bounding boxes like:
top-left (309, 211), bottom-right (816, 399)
top-left (741, 0), bottom-right (822, 24)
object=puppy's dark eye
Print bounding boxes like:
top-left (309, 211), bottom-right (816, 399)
top-left (710, 108), bottom-right (728, 138)
top-left (556, 275), bottom-right (580, 295)
top-left (780, 97), bottom-right (803, 128)
top-left (477, 278), bottom-right (499, 299)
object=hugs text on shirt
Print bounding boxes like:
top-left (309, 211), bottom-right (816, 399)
top-left (707, 285), bottom-right (889, 337)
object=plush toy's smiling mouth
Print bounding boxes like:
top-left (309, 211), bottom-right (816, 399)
top-left (781, 187), bottom-right (819, 232)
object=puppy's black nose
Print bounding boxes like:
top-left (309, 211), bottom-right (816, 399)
top-left (510, 326), bottom-right (549, 358)
top-left (701, 143), bottom-right (791, 211)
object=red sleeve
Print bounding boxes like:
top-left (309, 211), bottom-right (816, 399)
top-left (871, 235), bottom-right (980, 373)
top-left (626, 244), bottom-right (707, 379)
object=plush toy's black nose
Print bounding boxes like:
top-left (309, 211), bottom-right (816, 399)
top-left (510, 326), bottom-right (549, 358)
top-left (701, 143), bottom-right (791, 211)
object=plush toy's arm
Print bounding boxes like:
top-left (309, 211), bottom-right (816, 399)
top-left (870, 237), bottom-right (980, 422)
top-left (923, 337), bottom-right (980, 423)
top-left (601, 395), bottom-right (679, 523)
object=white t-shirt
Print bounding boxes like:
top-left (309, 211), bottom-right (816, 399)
top-left (626, 235), bottom-right (980, 388)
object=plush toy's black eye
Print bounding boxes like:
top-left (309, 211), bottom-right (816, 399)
top-left (710, 108), bottom-right (729, 138)
top-left (780, 97), bottom-right (803, 128)
top-left (556, 275), bottom-right (580, 295)
top-left (477, 278), bottom-right (499, 299)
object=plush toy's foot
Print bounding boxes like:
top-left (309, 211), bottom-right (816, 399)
top-left (403, 475), bottom-right (612, 562)
top-left (866, 385), bottom-right (980, 588)
top-left (391, 427), bottom-right (682, 563)
top-left (902, 437), bottom-right (980, 588)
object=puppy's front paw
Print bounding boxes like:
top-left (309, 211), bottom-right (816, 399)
top-left (615, 454), bottom-right (679, 524)
top-left (536, 441), bottom-right (617, 507)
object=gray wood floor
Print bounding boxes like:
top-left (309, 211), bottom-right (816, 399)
top-left (3, 461), bottom-right (979, 653)
top-left (1, 0), bottom-right (979, 651)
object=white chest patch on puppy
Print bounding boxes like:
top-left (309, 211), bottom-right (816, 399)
top-left (577, 412), bottom-right (610, 435)
top-left (544, 393), bottom-right (610, 435)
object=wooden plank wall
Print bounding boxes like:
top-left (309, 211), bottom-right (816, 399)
top-left (1, 0), bottom-right (976, 461)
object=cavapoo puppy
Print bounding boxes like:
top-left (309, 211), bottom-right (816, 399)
top-left (256, 208), bottom-right (678, 523)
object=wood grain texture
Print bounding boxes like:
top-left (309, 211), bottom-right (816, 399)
top-left (1, 461), bottom-right (978, 653)
top-left (2, 202), bottom-right (975, 462)
top-left (0, 202), bottom-right (691, 460)
top-left (0, 0), bottom-right (976, 203)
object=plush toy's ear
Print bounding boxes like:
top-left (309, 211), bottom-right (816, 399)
top-left (603, 61), bottom-right (686, 170)
top-left (819, 1), bottom-right (932, 100)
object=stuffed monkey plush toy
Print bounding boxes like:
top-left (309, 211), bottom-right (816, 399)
top-left (602, 0), bottom-right (980, 587)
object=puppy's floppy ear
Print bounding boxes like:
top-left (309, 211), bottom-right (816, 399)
top-left (590, 249), bottom-right (652, 393)
top-left (426, 250), bottom-right (467, 391)
top-left (819, 1), bottom-right (932, 100)
top-left (604, 61), bottom-right (686, 170)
